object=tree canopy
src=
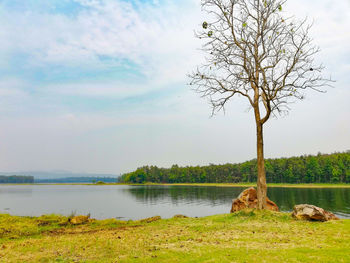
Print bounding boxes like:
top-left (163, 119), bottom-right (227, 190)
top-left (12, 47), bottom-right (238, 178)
top-left (189, 0), bottom-right (331, 116)
top-left (121, 152), bottom-right (350, 184)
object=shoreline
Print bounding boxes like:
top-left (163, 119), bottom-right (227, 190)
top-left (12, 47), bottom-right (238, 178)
top-left (1, 210), bottom-right (349, 262)
top-left (2, 182), bottom-right (350, 188)
top-left (122, 182), bottom-right (350, 188)
top-left (2, 210), bottom-right (350, 221)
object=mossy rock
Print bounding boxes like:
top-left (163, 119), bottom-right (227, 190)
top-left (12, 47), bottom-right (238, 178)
top-left (140, 216), bottom-right (161, 223)
top-left (69, 216), bottom-right (89, 225)
top-left (173, 214), bottom-right (189, 219)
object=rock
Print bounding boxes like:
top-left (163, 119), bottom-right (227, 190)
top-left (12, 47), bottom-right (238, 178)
top-left (140, 216), bottom-right (161, 223)
top-left (69, 215), bottom-right (90, 225)
top-left (230, 187), bottom-right (279, 213)
top-left (58, 220), bottom-right (70, 226)
top-left (173, 214), bottom-right (189, 218)
top-left (292, 204), bottom-right (339, 221)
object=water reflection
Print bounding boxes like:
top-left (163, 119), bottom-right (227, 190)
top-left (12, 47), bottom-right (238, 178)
top-left (0, 185), bottom-right (349, 219)
top-left (268, 187), bottom-right (350, 215)
top-left (124, 186), bottom-right (350, 218)
top-left (0, 187), bottom-right (33, 196)
top-left (123, 186), bottom-right (242, 206)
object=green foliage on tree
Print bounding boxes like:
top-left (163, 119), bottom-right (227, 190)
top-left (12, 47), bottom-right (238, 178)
top-left (121, 152), bottom-right (350, 184)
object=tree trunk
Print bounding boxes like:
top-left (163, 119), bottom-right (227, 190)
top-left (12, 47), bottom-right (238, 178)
top-left (256, 121), bottom-right (267, 209)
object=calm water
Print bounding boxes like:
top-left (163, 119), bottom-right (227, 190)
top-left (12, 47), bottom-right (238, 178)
top-left (0, 185), bottom-right (349, 220)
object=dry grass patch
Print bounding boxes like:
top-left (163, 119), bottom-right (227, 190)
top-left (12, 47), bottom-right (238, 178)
top-left (0, 210), bottom-right (349, 262)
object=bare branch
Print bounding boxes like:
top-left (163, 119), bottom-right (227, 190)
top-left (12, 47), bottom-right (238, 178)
top-left (189, 0), bottom-right (333, 123)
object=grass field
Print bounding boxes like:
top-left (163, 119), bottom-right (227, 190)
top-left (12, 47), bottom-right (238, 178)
top-left (1, 210), bottom-right (349, 262)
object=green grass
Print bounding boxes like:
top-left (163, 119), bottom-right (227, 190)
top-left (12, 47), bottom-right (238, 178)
top-left (0, 210), bottom-right (349, 262)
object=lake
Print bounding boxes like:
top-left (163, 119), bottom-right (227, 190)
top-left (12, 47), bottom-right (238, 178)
top-left (0, 185), bottom-right (349, 220)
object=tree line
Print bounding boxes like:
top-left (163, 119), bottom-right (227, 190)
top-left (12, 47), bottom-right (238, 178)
top-left (35, 177), bottom-right (118, 184)
top-left (0, 175), bottom-right (34, 184)
top-left (120, 152), bottom-right (350, 184)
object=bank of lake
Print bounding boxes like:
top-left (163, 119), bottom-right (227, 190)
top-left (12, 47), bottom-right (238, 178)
top-left (9, 182), bottom-right (349, 188)
top-left (117, 182), bottom-right (350, 188)
top-left (0, 210), bottom-right (349, 262)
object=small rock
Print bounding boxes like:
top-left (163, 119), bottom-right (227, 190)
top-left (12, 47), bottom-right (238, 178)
top-left (230, 187), bottom-right (279, 213)
top-left (140, 216), bottom-right (161, 223)
top-left (58, 220), bottom-right (69, 226)
top-left (292, 204), bottom-right (339, 221)
top-left (173, 214), bottom-right (189, 218)
top-left (69, 215), bottom-right (90, 225)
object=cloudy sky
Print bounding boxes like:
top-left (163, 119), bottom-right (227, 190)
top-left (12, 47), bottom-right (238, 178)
top-left (0, 0), bottom-right (349, 175)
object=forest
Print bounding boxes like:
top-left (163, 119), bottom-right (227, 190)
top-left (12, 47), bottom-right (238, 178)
top-left (0, 175), bottom-right (34, 184)
top-left (121, 152), bottom-right (350, 184)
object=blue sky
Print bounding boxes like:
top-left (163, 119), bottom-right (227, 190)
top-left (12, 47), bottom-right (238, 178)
top-left (0, 0), bottom-right (349, 174)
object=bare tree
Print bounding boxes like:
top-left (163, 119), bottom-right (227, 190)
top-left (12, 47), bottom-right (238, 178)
top-left (189, 0), bottom-right (332, 209)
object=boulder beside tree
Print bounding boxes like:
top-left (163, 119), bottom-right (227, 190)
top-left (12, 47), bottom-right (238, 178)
top-left (230, 187), bottom-right (279, 213)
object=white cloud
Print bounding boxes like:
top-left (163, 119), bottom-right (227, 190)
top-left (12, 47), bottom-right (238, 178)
top-left (0, 0), bottom-right (205, 101)
top-left (1, 0), bottom-right (202, 74)
top-left (0, 0), bottom-right (349, 173)
top-left (0, 79), bottom-right (29, 97)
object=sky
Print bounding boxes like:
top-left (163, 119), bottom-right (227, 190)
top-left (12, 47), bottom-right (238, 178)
top-left (0, 0), bottom-right (349, 175)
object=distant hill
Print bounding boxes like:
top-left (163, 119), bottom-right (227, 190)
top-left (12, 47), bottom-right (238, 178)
top-left (0, 171), bottom-right (119, 183)
top-left (35, 177), bottom-right (119, 184)
top-left (0, 171), bottom-right (118, 180)
top-left (0, 175), bottom-right (34, 184)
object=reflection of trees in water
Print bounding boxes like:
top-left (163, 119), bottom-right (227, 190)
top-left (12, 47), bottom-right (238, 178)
top-left (124, 186), bottom-right (350, 215)
top-left (123, 186), bottom-right (245, 206)
top-left (0, 187), bottom-right (33, 196)
top-left (269, 188), bottom-right (350, 214)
